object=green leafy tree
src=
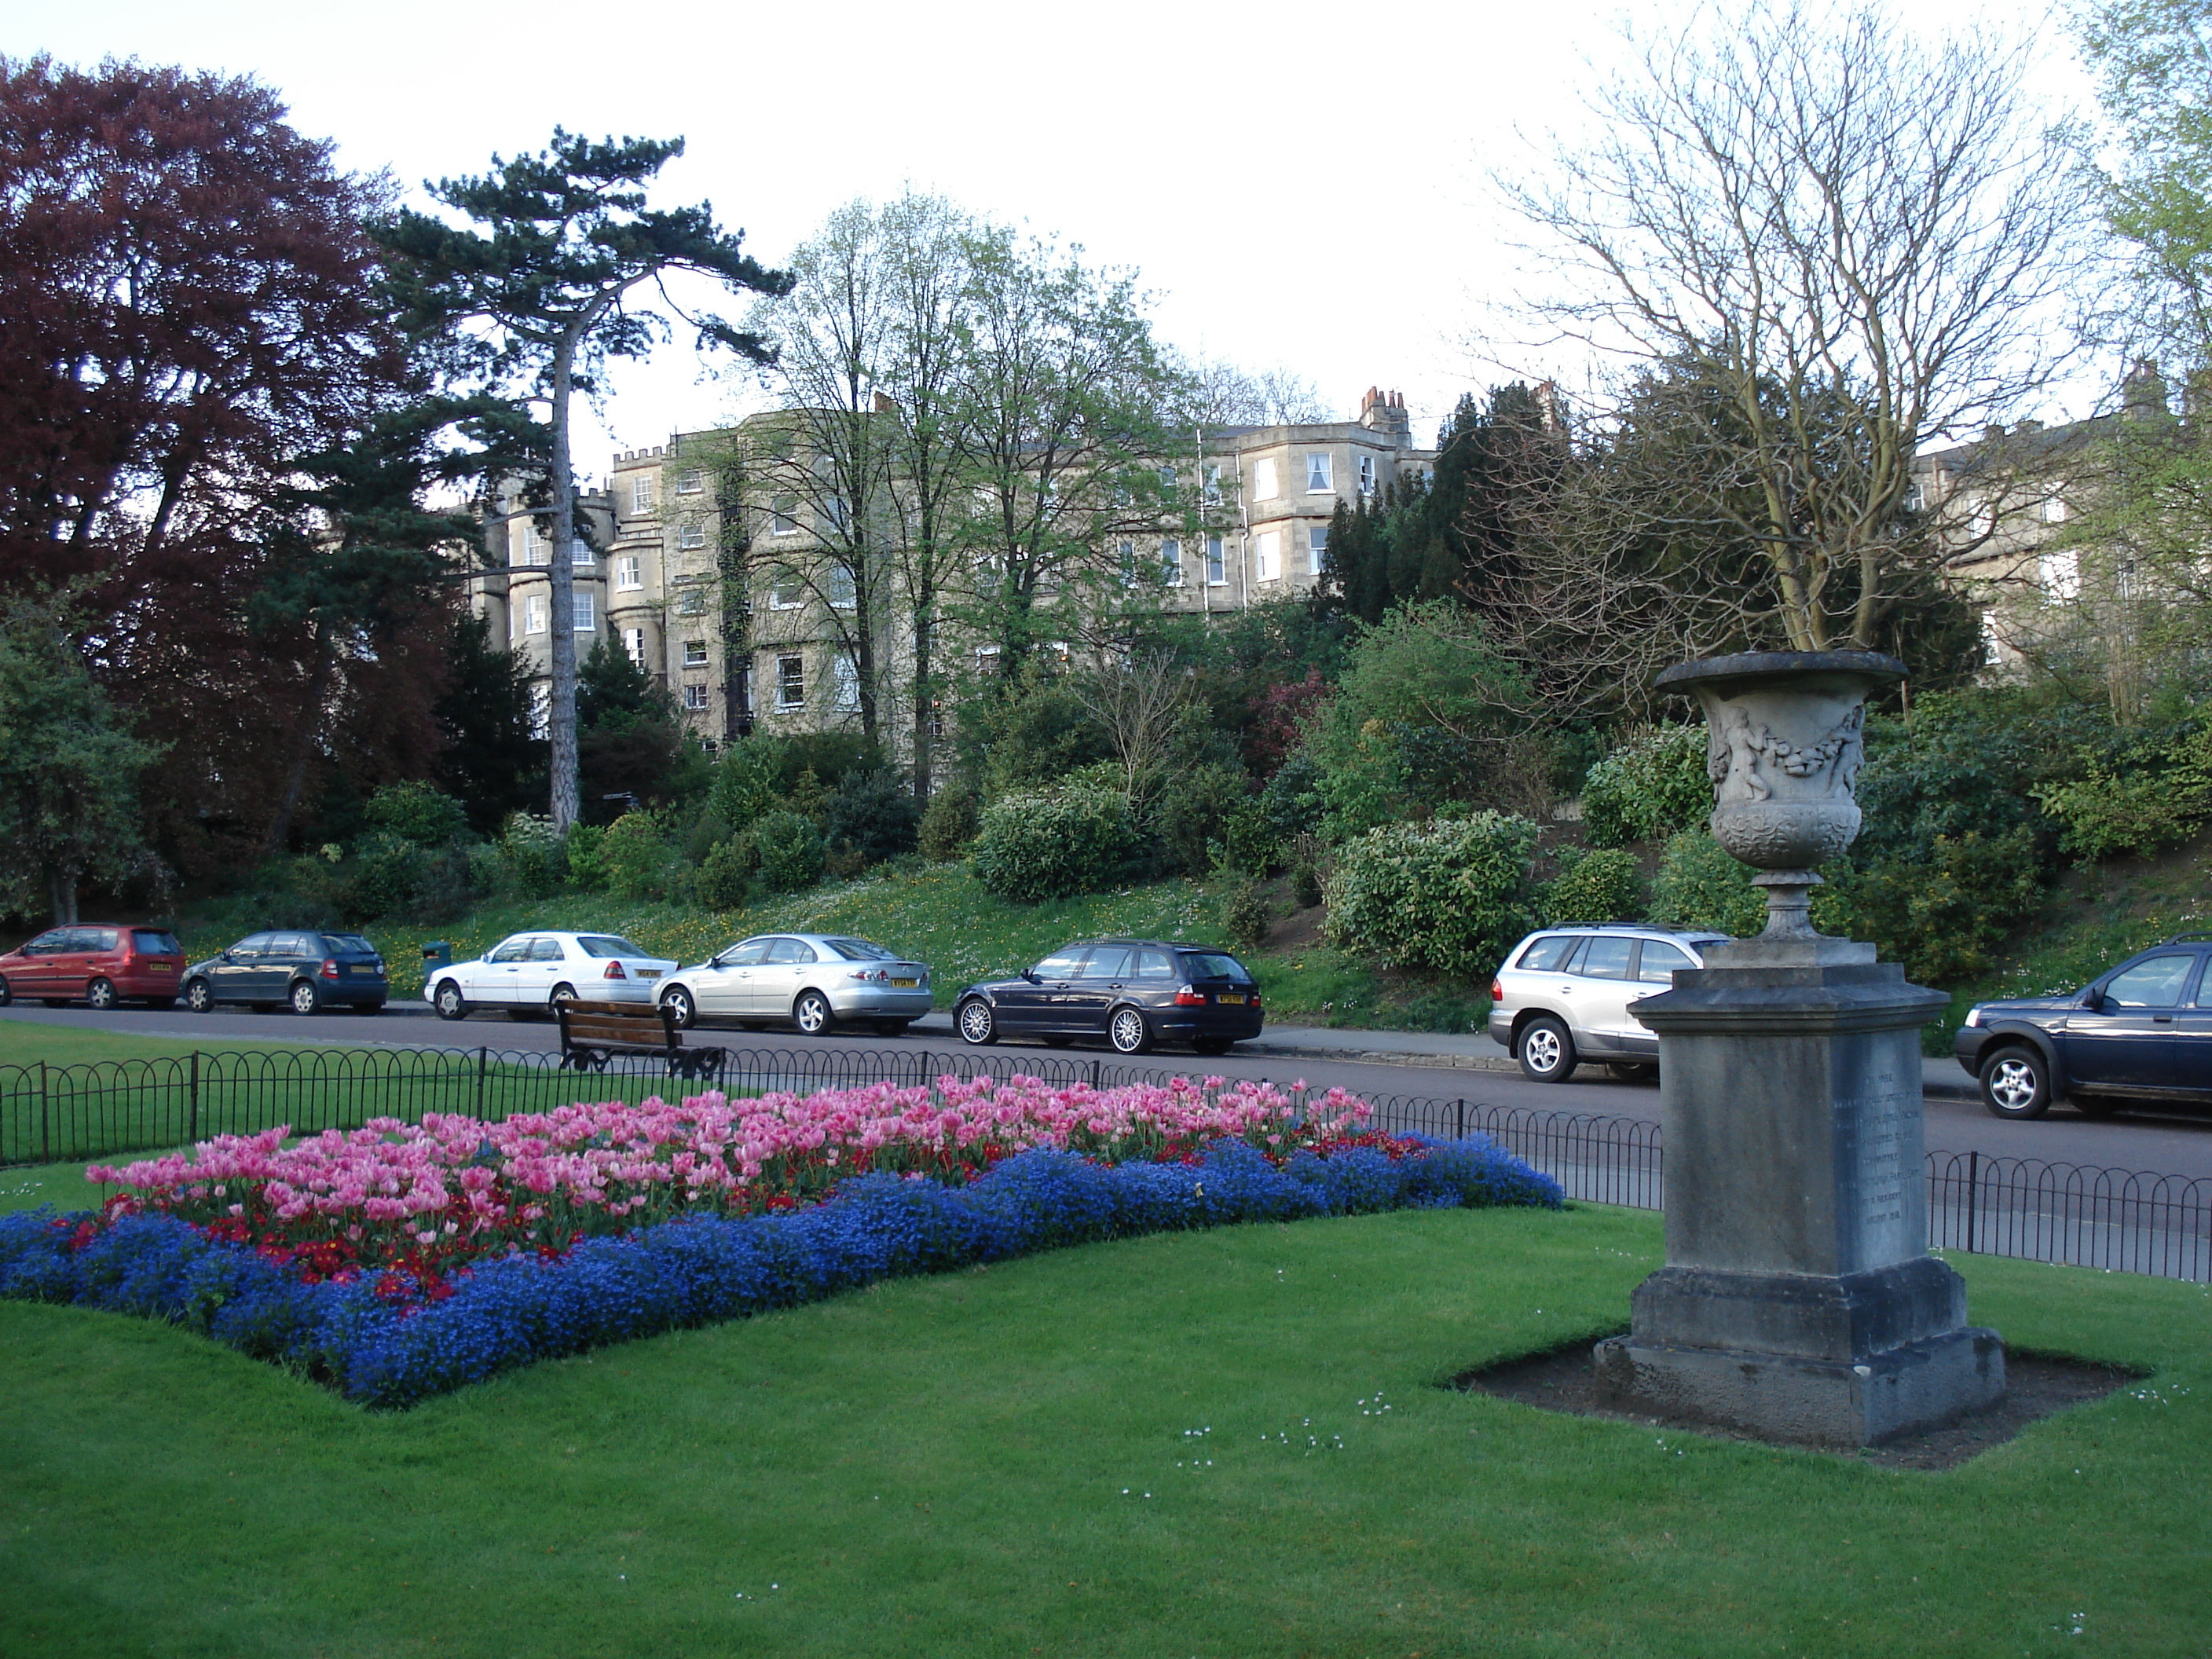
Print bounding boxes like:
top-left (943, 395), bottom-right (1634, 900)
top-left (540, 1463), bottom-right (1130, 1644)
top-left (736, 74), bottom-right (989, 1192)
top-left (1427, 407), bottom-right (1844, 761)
top-left (435, 611), bottom-right (544, 833)
top-left (379, 130), bottom-right (791, 831)
top-left (0, 597), bottom-right (163, 922)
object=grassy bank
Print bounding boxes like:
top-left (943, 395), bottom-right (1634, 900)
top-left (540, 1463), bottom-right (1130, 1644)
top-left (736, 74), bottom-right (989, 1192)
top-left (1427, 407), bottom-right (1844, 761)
top-left (0, 1204), bottom-right (2204, 1656)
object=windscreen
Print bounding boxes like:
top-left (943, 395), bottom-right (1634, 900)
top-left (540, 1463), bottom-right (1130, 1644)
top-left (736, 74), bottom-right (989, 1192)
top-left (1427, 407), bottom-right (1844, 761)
top-left (824, 937), bottom-right (898, 961)
top-left (1179, 952), bottom-right (1251, 982)
top-left (133, 931), bottom-right (182, 955)
top-left (577, 936), bottom-right (650, 959)
top-left (320, 934), bottom-right (377, 956)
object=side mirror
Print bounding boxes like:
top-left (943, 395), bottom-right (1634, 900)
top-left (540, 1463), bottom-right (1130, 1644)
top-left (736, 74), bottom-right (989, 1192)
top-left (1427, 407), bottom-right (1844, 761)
top-left (1021, 969), bottom-right (1039, 983)
top-left (220, 950), bottom-right (236, 963)
top-left (2082, 988), bottom-right (2107, 1013)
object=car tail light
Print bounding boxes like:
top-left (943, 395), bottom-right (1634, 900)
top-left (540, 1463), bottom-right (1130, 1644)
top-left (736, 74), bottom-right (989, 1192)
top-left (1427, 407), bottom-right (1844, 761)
top-left (320, 959), bottom-right (339, 980)
top-left (1491, 979), bottom-right (1504, 1002)
top-left (848, 968), bottom-right (889, 982)
top-left (603, 961), bottom-right (628, 980)
top-left (1174, 985), bottom-right (1206, 1006)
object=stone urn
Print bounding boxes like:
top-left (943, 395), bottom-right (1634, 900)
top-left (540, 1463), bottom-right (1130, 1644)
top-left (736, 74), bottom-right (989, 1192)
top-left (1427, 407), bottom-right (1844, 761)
top-left (1653, 650), bottom-right (1906, 939)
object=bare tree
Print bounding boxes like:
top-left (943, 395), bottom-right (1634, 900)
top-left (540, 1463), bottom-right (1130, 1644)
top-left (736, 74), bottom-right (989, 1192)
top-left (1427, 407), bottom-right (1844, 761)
top-left (1496, 0), bottom-right (2089, 651)
top-left (1068, 646), bottom-right (1189, 801)
top-left (1177, 357), bottom-right (1335, 426)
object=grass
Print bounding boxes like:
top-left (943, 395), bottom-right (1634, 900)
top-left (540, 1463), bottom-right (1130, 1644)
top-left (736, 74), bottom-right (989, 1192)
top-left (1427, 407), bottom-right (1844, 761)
top-left (159, 864), bottom-right (1497, 1034)
top-left (0, 1202), bottom-right (2205, 1657)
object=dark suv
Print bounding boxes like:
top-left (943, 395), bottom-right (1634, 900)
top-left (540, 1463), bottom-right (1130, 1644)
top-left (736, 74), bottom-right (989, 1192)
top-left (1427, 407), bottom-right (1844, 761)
top-left (954, 940), bottom-right (1262, 1055)
top-left (1954, 935), bottom-right (2212, 1119)
top-left (181, 931), bottom-right (389, 1016)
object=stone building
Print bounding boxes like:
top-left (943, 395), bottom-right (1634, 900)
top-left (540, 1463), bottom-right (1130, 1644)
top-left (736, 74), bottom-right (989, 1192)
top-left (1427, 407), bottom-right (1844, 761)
top-left (462, 386), bottom-right (1436, 760)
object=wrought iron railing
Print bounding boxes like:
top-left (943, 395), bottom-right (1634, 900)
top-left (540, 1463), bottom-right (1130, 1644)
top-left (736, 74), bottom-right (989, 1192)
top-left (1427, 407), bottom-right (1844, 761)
top-left (4, 1045), bottom-right (2203, 1281)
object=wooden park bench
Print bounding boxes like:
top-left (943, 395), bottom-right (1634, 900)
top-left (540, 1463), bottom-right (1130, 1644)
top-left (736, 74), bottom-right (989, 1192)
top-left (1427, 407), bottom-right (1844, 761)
top-left (555, 998), bottom-right (728, 1082)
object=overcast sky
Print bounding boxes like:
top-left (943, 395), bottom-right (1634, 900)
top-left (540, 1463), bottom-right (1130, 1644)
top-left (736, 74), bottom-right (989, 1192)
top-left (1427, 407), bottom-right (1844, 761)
top-left (13, 0), bottom-right (2095, 485)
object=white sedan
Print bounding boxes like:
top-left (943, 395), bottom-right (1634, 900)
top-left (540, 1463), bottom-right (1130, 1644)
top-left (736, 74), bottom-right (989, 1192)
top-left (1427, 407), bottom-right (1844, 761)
top-left (427, 932), bottom-right (678, 1020)
top-left (656, 932), bottom-right (932, 1036)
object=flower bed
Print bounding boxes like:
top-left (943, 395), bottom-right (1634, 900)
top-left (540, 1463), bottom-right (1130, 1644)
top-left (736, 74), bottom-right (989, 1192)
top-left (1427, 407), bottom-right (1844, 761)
top-left (2, 1075), bottom-right (1564, 1409)
top-left (82, 1075), bottom-right (1389, 1291)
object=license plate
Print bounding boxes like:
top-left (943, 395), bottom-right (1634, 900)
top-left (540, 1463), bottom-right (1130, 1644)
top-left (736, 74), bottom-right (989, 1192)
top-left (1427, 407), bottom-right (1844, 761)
top-left (891, 977), bottom-right (917, 987)
top-left (1216, 993), bottom-right (1244, 1005)
top-left (636, 969), bottom-right (661, 980)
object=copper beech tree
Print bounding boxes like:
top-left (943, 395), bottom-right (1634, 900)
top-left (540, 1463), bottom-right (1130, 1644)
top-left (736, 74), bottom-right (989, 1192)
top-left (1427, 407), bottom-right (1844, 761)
top-left (0, 56), bottom-right (412, 876)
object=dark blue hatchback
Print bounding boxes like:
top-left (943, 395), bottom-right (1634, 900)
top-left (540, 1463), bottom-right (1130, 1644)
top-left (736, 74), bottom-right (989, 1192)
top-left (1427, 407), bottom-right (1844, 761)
top-left (953, 939), bottom-right (1262, 1056)
top-left (1955, 934), bottom-right (2212, 1119)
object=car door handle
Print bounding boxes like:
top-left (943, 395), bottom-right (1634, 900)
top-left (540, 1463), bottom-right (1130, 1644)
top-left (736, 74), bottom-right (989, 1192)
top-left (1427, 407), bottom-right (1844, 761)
top-left (2155, 1015), bottom-right (2174, 1024)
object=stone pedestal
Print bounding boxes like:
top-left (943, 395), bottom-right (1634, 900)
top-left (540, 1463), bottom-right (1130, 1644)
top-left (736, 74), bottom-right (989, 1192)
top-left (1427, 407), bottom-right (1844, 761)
top-left (1593, 937), bottom-right (2006, 1447)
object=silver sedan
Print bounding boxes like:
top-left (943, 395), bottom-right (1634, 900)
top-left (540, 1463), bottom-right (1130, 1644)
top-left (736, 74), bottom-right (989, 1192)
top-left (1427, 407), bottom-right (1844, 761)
top-left (656, 933), bottom-right (933, 1036)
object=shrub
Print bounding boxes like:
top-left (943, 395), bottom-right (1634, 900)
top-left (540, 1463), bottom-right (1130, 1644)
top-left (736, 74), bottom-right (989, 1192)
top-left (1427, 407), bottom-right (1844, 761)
top-left (1155, 763), bottom-right (1249, 876)
top-left (564, 823), bottom-right (607, 892)
top-left (970, 785), bottom-right (1141, 903)
top-left (753, 809), bottom-right (826, 893)
top-left (1646, 829), bottom-right (1763, 937)
top-left (495, 813), bottom-right (566, 898)
top-left (1540, 847), bottom-right (1643, 926)
top-left (1221, 877), bottom-right (1273, 955)
top-left (1322, 811), bottom-right (1540, 975)
top-left (1580, 726), bottom-right (1709, 848)
top-left (1215, 802), bottom-right (1282, 877)
top-left (709, 737), bottom-right (786, 833)
top-left (362, 779), bottom-right (471, 847)
top-left (917, 783), bottom-right (981, 862)
top-left (2034, 717), bottom-right (2212, 863)
top-left (1290, 859), bottom-right (1324, 910)
top-left (1258, 751), bottom-right (1326, 839)
top-left (694, 836), bottom-right (756, 910)
top-left (1818, 826), bottom-right (2042, 986)
top-left (599, 811), bottom-right (673, 901)
top-left (824, 770), bottom-right (921, 867)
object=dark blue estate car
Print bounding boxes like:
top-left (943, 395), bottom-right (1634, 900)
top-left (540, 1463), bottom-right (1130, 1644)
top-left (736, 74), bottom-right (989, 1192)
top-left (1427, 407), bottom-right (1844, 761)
top-left (1954, 935), bottom-right (2212, 1119)
top-left (953, 939), bottom-right (1263, 1056)
top-left (182, 930), bottom-right (389, 1016)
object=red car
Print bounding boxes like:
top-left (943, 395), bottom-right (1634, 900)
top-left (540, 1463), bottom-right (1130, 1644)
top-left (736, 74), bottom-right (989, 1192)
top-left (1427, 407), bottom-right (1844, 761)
top-left (0, 925), bottom-right (188, 1010)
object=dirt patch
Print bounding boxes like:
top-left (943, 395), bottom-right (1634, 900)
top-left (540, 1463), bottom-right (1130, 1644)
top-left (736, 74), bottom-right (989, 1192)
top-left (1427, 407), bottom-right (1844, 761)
top-left (1263, 903), bottom-right (1326, 954)
top-left (1452, 1335), bottom-right (2144, 1470)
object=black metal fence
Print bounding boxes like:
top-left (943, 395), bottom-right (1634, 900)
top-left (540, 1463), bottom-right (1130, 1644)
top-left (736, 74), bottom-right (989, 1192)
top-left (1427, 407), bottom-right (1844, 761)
top-left (4, 1046), bottom-right (2204, 1282)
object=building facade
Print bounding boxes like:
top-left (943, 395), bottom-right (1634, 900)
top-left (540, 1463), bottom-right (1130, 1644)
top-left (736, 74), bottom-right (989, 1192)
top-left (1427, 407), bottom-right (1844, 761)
top-left (463, 386), bottom-right (1436, 760)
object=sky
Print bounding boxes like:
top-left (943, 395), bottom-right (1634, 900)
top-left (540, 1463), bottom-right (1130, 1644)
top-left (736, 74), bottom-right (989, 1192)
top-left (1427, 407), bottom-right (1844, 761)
top-left (9, 0), bottom-right (2098, 487)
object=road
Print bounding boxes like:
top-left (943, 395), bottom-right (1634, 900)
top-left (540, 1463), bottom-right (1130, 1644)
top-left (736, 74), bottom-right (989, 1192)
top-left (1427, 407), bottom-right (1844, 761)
top-left (7, 999), bottom-right (2212, 1179)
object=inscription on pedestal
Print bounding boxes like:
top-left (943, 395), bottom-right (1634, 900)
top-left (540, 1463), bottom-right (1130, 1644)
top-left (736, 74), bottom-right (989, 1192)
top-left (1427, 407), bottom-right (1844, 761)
top-left (1836, 1075), bottom-right (1919, 1267)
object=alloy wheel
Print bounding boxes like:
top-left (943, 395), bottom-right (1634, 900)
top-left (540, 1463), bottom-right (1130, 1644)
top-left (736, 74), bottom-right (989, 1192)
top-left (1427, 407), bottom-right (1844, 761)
top-left (1987, 1057), bottom-right (2040, 1113)
top-left (662, 987), bottom-right (696, 1029)
top-left (86, 978), bottom-right (117, 1012)
top-left (185, 980), bottom-right (214, 1013)
top-left (1109, 1008), bottom-right (1152, 1054)
top-left (958, 999), bottom-right (996, 1045)
top-left (794, 991), bottom-right (831, 1035)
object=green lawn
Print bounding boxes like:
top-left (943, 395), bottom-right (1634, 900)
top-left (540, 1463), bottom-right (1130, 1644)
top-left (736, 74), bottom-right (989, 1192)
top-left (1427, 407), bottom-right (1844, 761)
top-left (1, 1203), bottom-right (2204, 1657)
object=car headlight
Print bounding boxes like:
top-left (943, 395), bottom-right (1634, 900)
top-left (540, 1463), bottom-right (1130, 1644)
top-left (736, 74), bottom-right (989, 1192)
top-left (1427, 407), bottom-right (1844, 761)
top-left (1963, 1007), bottom-right (1983, 1028)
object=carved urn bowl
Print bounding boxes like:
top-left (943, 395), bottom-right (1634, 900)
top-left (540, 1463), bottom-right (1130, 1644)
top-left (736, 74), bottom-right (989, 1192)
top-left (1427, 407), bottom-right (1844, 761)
top-left (1655, 651), bottom-right (1907, 874)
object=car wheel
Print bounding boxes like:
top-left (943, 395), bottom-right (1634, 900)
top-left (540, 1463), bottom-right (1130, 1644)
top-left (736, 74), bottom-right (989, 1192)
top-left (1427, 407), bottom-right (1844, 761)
top-left (957, 998), bottom-right (998, 1046)
top-left (873, 1019), bottom-right (910, 1037)
top-left (0, 976), bottom-right (10, 1007)
top-left (2072, 1093), bottom-right (2122, 1119)
top-left (793, 990), bottom-right (834, 1035)
top-left (548, 983), bottom-right (579, 1017)
top-left (661, 985), bottom-right (698, 1030)
top-left (185, 978), bottom-right (215, 1014)
top-left (1108, 1006), bottom-right (1154, 1055)
top-left (86, 977), bottom-right (119, 1012)
top-left (1192, 1036), bottom-right (1233, 1057)
top-left (1979, 1045), bottom-right (2052, 1119)
top-left (1518, 1016), bottom-right (1578, 1083)
top-left (289, 980), bottom-right (320, 1016)
top-left (1606, 1062), bottom-right (1659, 1085)
top-left (433, 980), bottom-right (468, 1021)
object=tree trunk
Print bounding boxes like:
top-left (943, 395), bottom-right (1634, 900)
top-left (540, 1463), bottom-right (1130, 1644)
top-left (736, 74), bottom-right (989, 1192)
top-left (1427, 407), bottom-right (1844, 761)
top-left (548, 324), bottom-right (584, 833)
top-left (910, 569), bottom-right (936, 800)
top-left (48, 868), bottom-right (76, 925)
top-left (264, 627), bottom-right (336, 855)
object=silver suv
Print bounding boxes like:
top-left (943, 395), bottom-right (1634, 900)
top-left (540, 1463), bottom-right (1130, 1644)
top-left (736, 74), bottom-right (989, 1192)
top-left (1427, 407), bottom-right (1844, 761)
top-left (1489, 925), bottom-right (1730, 1083)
